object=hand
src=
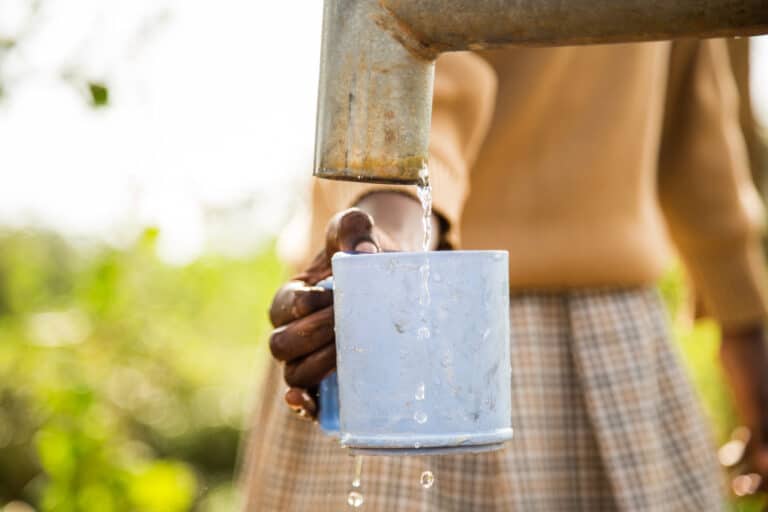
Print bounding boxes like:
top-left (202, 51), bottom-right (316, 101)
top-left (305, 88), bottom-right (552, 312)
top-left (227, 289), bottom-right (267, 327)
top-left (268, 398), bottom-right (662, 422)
top-left (268, 192), bottom-right (438, 420)
top-left (720, 324), bottom-right (768, 492)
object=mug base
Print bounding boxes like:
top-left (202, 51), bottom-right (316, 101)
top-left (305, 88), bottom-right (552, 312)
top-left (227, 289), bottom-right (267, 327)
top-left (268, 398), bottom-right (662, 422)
top-left (348, 441), bottom-right (507, 456)
top-left (341, 427), bottom-right (514, 456)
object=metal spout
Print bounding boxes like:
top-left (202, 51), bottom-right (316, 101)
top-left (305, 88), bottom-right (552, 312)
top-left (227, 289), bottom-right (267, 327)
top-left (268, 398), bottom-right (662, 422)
top-left (314, 0), bottom-right (768, 184)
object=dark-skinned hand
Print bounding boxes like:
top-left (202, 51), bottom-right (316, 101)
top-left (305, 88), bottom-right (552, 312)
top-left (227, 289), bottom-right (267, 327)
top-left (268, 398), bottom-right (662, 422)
top-left (267, 192), bottom-right (440, 420)
top-left (720, 325), bottom-right (768, 494)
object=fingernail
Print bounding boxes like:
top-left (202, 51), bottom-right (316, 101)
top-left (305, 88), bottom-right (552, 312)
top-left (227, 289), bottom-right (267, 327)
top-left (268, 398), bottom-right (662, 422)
top-left (355, 241), bottom-right (378, 253)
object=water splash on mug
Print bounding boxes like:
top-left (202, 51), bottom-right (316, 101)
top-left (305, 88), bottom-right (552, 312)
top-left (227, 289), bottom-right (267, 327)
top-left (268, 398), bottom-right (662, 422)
top-left (415, 382), bottom-right (426, 401)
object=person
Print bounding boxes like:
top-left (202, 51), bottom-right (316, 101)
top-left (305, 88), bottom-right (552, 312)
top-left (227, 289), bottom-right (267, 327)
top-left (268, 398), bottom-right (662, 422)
top-left (242, 39), bottom-right (768, 511)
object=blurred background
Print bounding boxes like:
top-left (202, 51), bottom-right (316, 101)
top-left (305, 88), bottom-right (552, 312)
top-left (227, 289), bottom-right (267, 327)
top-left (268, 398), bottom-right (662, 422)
top-left (0, 1), bottom-right (766, 511)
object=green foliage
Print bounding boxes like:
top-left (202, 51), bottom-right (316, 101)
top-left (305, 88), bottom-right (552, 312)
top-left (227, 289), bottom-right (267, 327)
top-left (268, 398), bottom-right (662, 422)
top-left (0, 228), bottom-right (285, 510)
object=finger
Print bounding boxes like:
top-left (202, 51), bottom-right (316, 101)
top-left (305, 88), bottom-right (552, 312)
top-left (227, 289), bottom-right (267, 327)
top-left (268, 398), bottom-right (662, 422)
top-left (269, 281), bottom-right (333, 328)
top-left (284, 387), bottom-right (318, 420)
top-left (292, 286), bottom-right (333, 318)
top-left (269, 306), bottom-right (334, 362)
top-left (295, 247), bottom-right (333, 286)
top-left (297, 209), bottom-right (381, 286)
top-left (284, 343), bottom-right (337, 389)
top-left (326, 208), bottom-right (380, 256)
top-left (731, 473), bottom-right (763, 496)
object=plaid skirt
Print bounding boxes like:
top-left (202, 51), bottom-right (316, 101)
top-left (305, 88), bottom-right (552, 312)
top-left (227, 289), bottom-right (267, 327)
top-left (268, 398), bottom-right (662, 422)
top-left (240, 288), bottom-right (725, 511)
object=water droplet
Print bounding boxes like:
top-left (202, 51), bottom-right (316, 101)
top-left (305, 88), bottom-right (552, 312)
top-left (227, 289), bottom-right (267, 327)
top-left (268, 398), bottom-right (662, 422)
top-left (347, 491), bottom-right (364, 507)
top-left (420, 471), bottom-right (435, 489)
top-left (417, 327), bottom-right (430, 339)
top-left (415, 382), bottom-right (425, 400)
top-left (414, 411), bottom-right (428, 424)
top-left (482, 328), bottom-right (491, 341)
top-left (414, 441), bottom-right (421, 448)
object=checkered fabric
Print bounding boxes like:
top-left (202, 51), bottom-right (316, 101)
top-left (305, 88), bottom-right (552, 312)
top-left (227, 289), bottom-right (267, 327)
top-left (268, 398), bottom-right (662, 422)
top-left (240, 288), bottom-right (725, 511)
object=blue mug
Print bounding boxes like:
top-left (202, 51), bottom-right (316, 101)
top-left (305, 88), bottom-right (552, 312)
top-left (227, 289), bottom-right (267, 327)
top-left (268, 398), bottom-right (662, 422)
top-left (318, 251), bottom-right (513, 456)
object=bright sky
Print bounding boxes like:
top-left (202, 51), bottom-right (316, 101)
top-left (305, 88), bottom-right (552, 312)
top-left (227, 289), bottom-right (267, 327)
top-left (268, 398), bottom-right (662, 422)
top-left (0, 1), bottom-right (766, 263)
top-left (0, 0), bottom-right (323, 262)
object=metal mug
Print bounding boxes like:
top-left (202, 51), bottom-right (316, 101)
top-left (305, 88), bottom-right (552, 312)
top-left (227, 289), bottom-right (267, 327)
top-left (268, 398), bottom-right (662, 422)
top-left (319, 250), bottom-right (513, 455)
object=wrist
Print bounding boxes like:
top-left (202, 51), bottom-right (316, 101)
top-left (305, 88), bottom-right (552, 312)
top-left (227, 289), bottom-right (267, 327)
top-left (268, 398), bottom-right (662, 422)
top-left (355, 191), bottom-right (441, 251)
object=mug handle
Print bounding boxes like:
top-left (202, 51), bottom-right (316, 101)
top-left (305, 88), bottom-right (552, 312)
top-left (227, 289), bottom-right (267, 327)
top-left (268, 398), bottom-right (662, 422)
top-left (316, 278), bottom-right (340, 436)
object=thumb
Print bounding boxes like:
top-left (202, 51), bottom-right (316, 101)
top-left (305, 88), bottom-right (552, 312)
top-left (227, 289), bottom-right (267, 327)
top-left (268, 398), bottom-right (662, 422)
top-left (296, 208), bottom-right (379, 285)
top-left (326, 208), bottom-right (380, 256)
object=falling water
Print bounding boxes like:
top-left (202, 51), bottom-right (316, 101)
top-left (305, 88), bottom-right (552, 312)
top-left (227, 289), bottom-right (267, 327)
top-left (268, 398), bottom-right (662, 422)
top-left (415, 167), bottom-right (432, 430)
top-left (347, 492), bottom-right (364, 508)
top-left (416, 167), bottom-right (432, 252)
top-left (347, 455), bottom-right (365, 508)
top-left (416, 166), bottom-right (432, 308)
top-left (352, 455), bottom-right (363, 488)
top-left (416, 167), bottom-right (435, 491)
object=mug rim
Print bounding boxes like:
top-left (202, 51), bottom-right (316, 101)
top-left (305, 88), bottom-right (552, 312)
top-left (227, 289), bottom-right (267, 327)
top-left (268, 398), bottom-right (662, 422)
top-left (332, 249), bottom-right (507, 262)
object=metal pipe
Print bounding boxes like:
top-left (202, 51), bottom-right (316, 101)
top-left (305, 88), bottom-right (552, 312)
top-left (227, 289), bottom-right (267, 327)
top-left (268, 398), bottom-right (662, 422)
top-left (314, 0), bottom-right (768, 184)
top-left (313, 0), bottom-right (434, 184)
top-left (381, 0), bottom-right (768, 56)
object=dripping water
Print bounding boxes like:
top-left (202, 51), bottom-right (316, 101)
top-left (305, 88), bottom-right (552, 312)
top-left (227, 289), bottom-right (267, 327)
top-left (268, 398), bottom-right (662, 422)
top-left (416, 167), bottom-right (432, 252)
top-left (347, 455), bottom-right (365, 508)
top-left (420, 470), bottom-right (435, 489)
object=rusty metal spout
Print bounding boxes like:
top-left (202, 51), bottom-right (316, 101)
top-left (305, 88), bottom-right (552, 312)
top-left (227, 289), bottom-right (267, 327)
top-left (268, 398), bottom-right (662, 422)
top-left (314, 0), bottom-right (768, 185)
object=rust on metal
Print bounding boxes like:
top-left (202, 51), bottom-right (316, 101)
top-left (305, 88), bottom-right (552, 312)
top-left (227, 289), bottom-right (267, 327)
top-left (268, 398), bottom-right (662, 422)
top-left (314, 0), bottom-right (434, 186)
top-left (373, 1), bottom-right (442, 61)
top-left (314, 154), bottom-right (428, 185)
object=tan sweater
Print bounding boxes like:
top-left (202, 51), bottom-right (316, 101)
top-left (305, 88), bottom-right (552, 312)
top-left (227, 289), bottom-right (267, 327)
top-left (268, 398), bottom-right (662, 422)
top-left (304, 40), bottom-right (768, 330)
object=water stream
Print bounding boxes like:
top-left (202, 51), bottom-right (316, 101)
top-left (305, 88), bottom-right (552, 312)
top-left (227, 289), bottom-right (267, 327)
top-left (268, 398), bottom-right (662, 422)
top-left (347, 455), bottom-right (365, 508)
top-left (417, 167), bottom-right (432, 252)
top-left (414, 167), bottom-right (432, 428)
top-left (415, 167), bottom-right (435, 493)
top-left (345, 167), bottom-right (436, 508)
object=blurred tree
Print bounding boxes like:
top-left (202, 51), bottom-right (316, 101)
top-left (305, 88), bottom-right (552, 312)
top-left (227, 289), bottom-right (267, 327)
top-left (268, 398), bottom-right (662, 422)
top-left (0, 229), bottom-right (285, 510)
top-left (0, 0), bottom-right (168, 110)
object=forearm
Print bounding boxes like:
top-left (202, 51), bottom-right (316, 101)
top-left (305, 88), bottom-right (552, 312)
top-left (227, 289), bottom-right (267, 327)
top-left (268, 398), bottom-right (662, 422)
top-left (355, 191), bottom-right (441, 252)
